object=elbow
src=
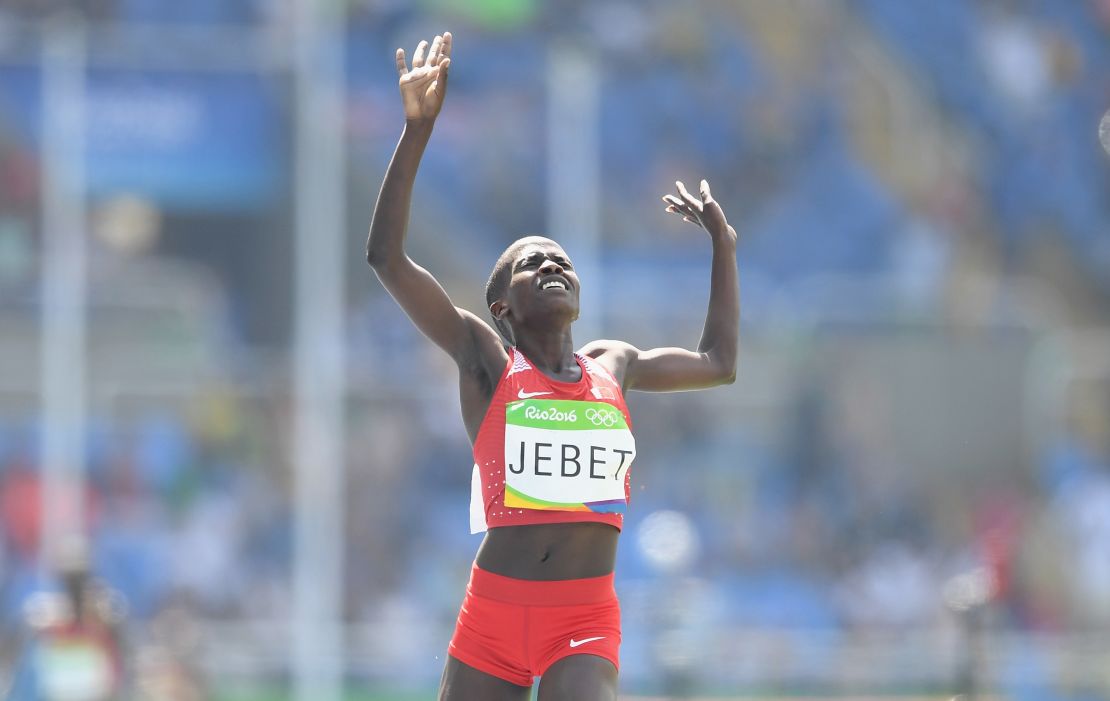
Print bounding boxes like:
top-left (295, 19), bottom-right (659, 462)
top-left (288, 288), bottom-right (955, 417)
top-left (365, 246), bottom-right (394, 273)
top-left (365, 245), bottom-right (382, 269)
top-left (710, 354), bottom-right (737, 388)
top-left (720, 367), bottom-right (737, 385)
top-left (716, 352), bottom-right (737, 386)
top-left (365, 230), bottom-right (395, 270)
top-left (702, 349), bottom-right (737, 386)
top-left (366, 248), bottom-right (406, 283)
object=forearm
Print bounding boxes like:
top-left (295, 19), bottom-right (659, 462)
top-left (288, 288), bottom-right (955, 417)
top-left (365, 119), bottom-right (436, 268)
top-left (697, 226), bottom-right (739, 378)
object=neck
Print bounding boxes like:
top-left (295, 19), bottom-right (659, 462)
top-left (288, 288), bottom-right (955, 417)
top-left (514, 325), bottom-right (576, 374)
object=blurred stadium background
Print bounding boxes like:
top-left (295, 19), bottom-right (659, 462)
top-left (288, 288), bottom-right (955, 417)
top-left (2, 0), bottom-right (1110, 699)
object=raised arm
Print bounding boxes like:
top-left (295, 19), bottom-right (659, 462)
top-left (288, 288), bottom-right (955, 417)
top-left (584, 179), bottom-right (738, 392)
top-left (366, 33), bottom-right (505, 372)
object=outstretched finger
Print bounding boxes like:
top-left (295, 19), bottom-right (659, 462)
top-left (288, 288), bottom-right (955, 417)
top-left (428, 35), bottom-right (443, 66)
top-left (441, 32), bottom-right (453, 60)
top-left (699, 179), bottom-right (713, 202)
top-left (395, 48), bottom-right (408, 77)
top-left (412, 39), bottom-right (429, 68)
top-left (662, 194), bottom-right (687, 210)
top-left (676, 181), bottom-right (701, 209)
top-left (663, 198), bottom-right (695, 219)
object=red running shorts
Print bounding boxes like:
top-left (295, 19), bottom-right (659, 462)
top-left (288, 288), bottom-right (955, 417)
top-left (447, 563), bottom-right (621, 686)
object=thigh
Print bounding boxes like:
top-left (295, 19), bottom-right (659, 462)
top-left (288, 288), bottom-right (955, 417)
top-left (438, 656), bottom-right (532, 701)
top-left (536, 654), bottom-right (618, 701)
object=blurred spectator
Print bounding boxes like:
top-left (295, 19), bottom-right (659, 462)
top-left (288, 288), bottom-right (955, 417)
top-left (1, 456), bottom-right (43, 564)
top-left (6, 544), bottom-right (127, 700)
top-left (1043, 388), bottom-right (1110, 626)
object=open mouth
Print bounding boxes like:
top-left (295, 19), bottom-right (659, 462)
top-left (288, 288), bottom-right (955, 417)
top-left (540, 278), bottom-right (569, 292)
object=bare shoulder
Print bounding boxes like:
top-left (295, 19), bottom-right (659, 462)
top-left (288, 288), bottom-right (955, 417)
top-left (579, 338), bottom-right (637, 359)
top-left (578, 339), bottom-right (639, 386)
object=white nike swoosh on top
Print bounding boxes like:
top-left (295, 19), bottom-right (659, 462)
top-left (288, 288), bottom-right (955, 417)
top-left (569, 636), bottom-right (605, 648)
top-left (518, 389), bottom-right (553, 399)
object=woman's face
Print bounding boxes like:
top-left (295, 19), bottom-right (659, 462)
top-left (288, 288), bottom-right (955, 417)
top-left (500, 238), bottom-right (580, 330)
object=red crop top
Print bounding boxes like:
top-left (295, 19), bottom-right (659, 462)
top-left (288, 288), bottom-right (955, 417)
top-left (469, 347), bottom-right (635, 533)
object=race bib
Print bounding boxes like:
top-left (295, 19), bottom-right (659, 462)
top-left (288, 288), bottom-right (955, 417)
top-left (504, 399), bottom-right (635, 512)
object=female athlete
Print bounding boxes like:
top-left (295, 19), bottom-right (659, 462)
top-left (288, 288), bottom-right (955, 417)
top-left (366, 32), bottom-right (739, 701)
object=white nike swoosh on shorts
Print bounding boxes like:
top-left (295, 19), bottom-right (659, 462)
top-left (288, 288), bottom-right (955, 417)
top-left (569, 636), bottom-right (606, 648)
top-left (518, 389), bottom-right (553, 399)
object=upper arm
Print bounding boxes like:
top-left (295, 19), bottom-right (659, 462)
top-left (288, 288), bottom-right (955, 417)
top-left (371, 255), bottom-right (507, 373)
top-left (582, 339), bottom-right (735, 393)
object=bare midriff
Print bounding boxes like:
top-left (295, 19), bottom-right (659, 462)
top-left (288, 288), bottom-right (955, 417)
top-left (474, 521), bottom-right (619, 580)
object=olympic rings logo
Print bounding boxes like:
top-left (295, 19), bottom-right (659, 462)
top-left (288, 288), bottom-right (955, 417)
top-left (585, 407), bottom-right (620, 427)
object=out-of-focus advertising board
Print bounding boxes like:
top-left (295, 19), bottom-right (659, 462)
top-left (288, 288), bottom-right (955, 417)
top-left (0, 66), bottom-right (285, 211)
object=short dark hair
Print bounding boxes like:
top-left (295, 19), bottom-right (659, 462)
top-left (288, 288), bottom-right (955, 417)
top-left (484, 236), bottom-right (554, 346)
top-left (484, 245), bottom-right (518, 345)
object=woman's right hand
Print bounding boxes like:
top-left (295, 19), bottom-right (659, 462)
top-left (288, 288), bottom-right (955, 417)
top-left (396, 33), bottom-right (452, 122)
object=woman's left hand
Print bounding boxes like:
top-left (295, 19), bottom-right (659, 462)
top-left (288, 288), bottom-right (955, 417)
top-left (662, 179), bottom-right (736, 242)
